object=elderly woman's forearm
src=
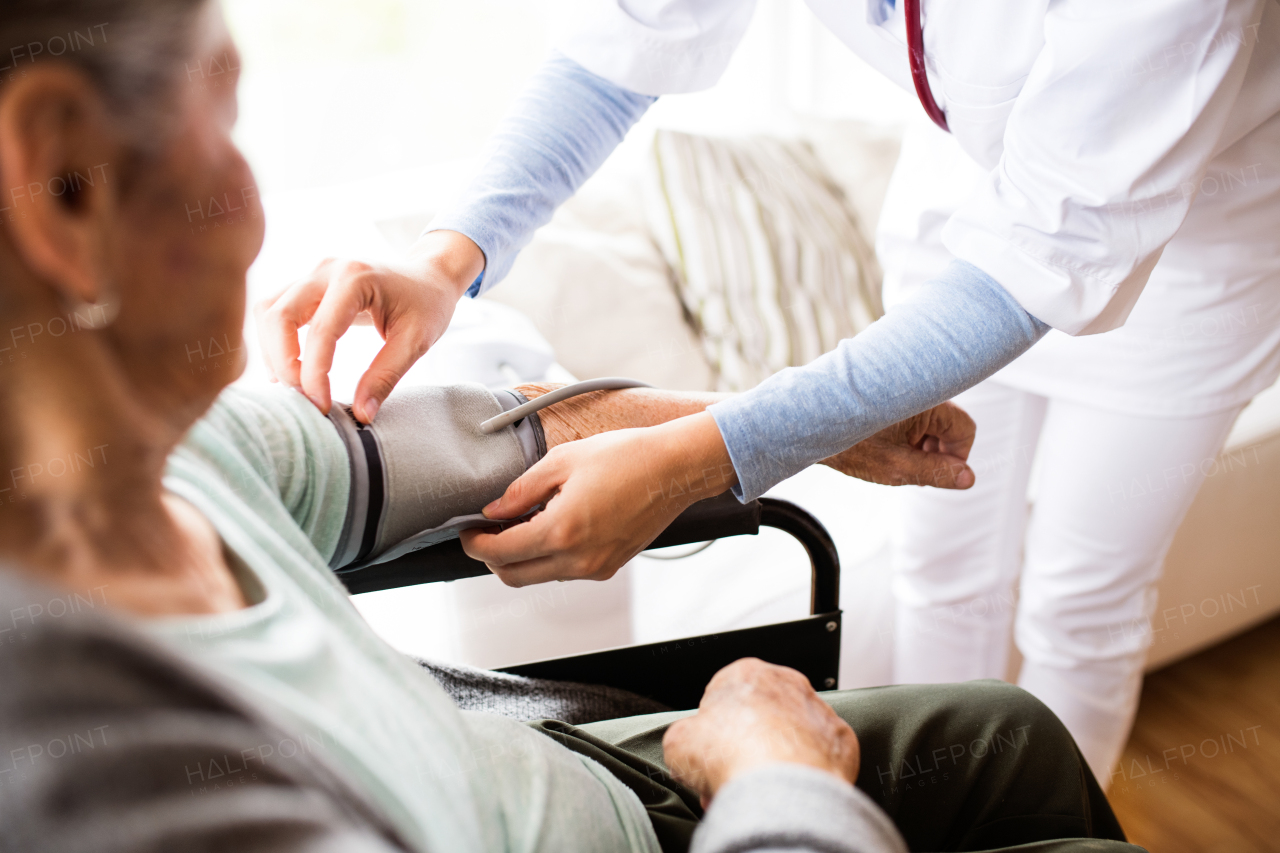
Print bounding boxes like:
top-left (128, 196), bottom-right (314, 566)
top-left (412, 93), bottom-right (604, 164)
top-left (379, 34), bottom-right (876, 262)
top-left (516, 384), bottom-right (730, 447)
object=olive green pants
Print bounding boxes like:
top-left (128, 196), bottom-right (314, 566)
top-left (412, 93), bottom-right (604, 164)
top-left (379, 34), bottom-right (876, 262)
top-left (530, 680), bottom-right (1145, 853)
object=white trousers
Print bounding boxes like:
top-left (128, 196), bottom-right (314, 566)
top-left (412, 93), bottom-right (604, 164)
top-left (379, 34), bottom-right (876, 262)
top-left (891, 379), bottom-right (1242, 783)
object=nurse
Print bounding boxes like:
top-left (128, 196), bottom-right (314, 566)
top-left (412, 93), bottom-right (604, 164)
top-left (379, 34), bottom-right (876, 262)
top-left (258, 0), bottom-right (1280, 784)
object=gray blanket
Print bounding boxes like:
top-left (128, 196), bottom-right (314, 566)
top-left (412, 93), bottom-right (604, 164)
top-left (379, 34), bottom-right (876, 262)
top-left (415, 658), bottom-right (670, 724)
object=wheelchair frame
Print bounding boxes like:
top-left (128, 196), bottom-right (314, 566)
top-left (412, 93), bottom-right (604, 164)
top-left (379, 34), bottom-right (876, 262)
top-left (337, 493), bottom-right (842, 711)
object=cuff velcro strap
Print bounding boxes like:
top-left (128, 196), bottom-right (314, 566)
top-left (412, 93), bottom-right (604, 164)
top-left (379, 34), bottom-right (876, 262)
top-left (494, 388), bottom-right (547, 468)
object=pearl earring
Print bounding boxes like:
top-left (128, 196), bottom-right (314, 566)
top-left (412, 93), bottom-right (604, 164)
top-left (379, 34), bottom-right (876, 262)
top-left (64, 280), bottom-right (120, 330)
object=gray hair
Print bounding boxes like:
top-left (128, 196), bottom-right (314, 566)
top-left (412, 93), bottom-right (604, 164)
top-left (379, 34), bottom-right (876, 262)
top-left (1, 0), bottom-right (211, 142)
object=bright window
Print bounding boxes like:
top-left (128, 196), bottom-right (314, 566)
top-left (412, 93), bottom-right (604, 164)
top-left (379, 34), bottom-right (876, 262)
top-left (224, 0), bottom-right (554, 195)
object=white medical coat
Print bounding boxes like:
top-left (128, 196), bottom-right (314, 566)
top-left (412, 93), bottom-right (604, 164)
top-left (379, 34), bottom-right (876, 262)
top-left (556, 0), bottom-right (1280, 413)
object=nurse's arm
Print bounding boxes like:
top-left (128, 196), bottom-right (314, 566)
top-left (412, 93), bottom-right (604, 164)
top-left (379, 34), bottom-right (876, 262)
top-left (461, 262), bottom-right (1049, 585)
top-left (711, 261), bottom-right (1048, 502)
top-left (256, 54), bottom-right (653, 424)
top-left (459, 385), bottom-right (973, 588)
top-left (528, 385), bottom-right (976, 489)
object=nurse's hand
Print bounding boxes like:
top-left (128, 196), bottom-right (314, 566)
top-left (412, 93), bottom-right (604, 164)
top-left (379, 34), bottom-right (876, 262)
top-left (461, 412), bottom-right (736, 587)
top-left (255, 230), bottom-right (484, 424)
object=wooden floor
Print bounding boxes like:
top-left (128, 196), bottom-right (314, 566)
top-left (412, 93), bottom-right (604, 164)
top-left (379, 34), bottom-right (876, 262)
top-left (1109, 615), bottom-right (1280, 852)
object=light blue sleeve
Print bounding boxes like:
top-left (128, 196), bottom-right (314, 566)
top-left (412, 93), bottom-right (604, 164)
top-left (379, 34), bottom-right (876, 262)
top-left (710, 260), bottom-right (1051, 501)
top-left (429, 53), bottom-right (656, 296)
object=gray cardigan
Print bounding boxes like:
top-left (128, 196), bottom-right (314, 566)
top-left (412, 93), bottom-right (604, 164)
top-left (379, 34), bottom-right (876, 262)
top-left (0, 571), bottom-right (901, 853)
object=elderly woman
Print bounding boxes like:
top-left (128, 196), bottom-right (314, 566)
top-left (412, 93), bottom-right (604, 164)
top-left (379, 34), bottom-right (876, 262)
top-left (0, 2), bottom-right (1138, 853)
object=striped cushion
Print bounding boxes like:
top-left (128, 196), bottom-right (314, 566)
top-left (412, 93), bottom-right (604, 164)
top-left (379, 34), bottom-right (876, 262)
top-left (645, 130), bottom-right (883, 391)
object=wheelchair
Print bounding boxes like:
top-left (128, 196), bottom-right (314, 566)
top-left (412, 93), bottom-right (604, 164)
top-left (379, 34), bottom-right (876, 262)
top-left (336, 493), bottom-right (842, 711)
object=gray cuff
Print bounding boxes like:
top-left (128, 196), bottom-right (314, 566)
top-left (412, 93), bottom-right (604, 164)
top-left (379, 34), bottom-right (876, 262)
top-left (692, 764), bottom-right (907, 853)
top-left (327, 384), bottom-right (533, 569)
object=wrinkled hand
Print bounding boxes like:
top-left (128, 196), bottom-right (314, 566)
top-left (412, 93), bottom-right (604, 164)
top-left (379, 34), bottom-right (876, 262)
top-left (822, 401), bottom-right (976, 489)
top-left (663, 658), bottom-right (860, 807)
top-left (460, 413), bottom-right (735, 587)
top-left (254, 230), bottom-right (484, 423)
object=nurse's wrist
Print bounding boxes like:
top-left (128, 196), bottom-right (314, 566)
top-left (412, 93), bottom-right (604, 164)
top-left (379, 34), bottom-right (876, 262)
top-left (648, 412), bottom-right (739, 511)
top-left (408, 229), bottom-right (486, 300)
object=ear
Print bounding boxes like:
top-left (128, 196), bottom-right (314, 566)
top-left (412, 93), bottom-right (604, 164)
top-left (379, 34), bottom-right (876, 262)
top-left (0, 64), bottom-right (124, 306)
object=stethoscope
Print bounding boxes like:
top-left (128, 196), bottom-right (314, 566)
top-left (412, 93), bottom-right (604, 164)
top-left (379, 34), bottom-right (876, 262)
top-left (903, 0), bottom-right (949, 132)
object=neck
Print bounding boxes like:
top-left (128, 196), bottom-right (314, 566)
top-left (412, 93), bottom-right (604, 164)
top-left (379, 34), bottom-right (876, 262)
top-left (0, 274), bottom-right (190, 598)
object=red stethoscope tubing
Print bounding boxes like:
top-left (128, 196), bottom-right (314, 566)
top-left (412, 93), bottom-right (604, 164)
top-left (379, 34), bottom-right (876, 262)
top-left (903, 0), bottom-right (950, 132)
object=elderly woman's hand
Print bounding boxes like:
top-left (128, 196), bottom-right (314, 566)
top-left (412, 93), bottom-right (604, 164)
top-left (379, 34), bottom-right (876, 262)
top-left (821, 401), bottom-right (975, 489)
top-left (255, 231), bottom-right (484, 424)
top-left (662, 658), bottom-right (860, 807)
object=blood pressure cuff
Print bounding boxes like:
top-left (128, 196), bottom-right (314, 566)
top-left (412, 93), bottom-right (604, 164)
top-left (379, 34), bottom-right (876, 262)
top-left (325, 385), bottom-right (546, 571)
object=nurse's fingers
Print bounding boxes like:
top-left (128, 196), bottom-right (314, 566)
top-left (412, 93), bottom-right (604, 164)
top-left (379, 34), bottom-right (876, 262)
top-left (461, 519), bottom-right (599, 588)
top-left (462, 458), bottom-right (571, 571)
top-left (486, 552), bottom-right (577, 589)
top-left (300, 262), bottom-right (379, 415)
top-left (460, 513), bottom-right (554, 569)
top-left (350, 322), bottom-right (427, 424)
top-left (482, 451), bottom-right (569, 522)
top-left (254, 275), bottom-right (329, 388)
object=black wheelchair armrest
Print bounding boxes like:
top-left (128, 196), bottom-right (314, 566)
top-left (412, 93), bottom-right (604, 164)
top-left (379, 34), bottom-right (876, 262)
top-left (337, 493), bottom-right (839, 615)
top-left (646, 491), bottom-right (762, 548)
top-left (337, 492), bottom-right (844, 708)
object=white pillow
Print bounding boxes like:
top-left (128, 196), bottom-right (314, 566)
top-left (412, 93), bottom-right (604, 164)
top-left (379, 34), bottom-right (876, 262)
top-left (797, 118), bottom-right (903, 239)
top-left (643, 129), bottom-right (883, 391)
top-left (484, 146), bottom-right (716, 392)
